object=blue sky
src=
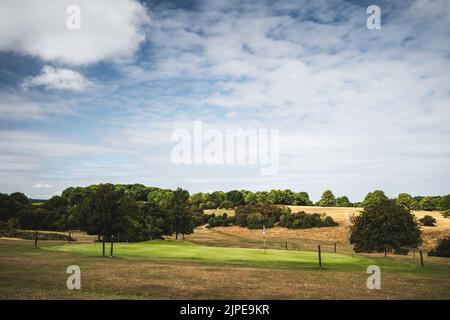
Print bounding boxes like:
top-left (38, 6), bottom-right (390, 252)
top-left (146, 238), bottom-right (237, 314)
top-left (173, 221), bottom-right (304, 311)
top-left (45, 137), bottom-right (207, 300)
top-left (0, 0), bottom-right (449, 201)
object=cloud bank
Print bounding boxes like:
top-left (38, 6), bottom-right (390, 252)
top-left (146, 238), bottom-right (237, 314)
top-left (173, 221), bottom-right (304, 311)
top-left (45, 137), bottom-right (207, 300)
top-left (0, 0), bottom-right (151, 65)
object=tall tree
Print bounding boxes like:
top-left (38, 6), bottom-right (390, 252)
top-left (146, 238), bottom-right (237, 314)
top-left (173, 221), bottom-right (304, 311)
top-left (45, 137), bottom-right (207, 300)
top-left (396, 193), bottom-right (413, 210)
top-left (335, 196), bottom-right (351, 207)
top-left (350, 194), bottom-right (421, 254)
top-left (362, 190), bottom-right (389, 208)
top-left (76, 184), bottom-right (137, 240)
top-left (438, 195), bottom-right (450, 211)
top-left (420, 196), bottom-right (438, 211)
top-left (225, 190), bottom-right (244, 207)
top-left (319, 190), bottom-right (335, 207)
top-left (167, 188), bottom-right (193, 240)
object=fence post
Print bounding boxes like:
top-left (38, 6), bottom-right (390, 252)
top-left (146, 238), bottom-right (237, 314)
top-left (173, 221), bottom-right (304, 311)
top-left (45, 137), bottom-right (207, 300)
top-left (419, 249), bottom-right (424, 267)
top-left (102, 236), bottom-right (105, 257)
top-left (34, 230), bottom-right (38, 248)
top-left (334, 242), bottom-right (337, 253)
top-left (110, 235), bottom-right (114, 257)
top-left (68, 231), bottom-right (71, 246)
top-left (285, 242), bottom-right (288, 250)
top-left (318, 245), bottom-right (322, 270)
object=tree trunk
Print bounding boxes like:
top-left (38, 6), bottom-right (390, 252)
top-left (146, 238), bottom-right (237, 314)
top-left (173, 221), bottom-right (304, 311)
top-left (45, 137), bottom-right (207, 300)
top-left (102, 236), bottom-right (105, 257)
top-left (34, 230), bottom-right (38, 248)
top-left (175, 232), bottom-right (178, 240)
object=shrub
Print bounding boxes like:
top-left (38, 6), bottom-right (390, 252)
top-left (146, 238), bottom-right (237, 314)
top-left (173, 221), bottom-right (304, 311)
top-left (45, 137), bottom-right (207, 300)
top-left (279, 211), bottom-right (338, 229)
top-left (393, 248), bottom-right (409, 255)
top-left (219, 200), bottom-right (234, 209)
top-left (206, 213), bottom-right (232, 228)
top-left (428, 236), bottom-right (450, 258)
top-left (419, 215), bottom-right (436, 227)
top-left (442, 209), bottom-right (450, 218)
top-left (234, 204), bottom-right (285, 229)
top-left (0, 229), bottom-right (74, 241)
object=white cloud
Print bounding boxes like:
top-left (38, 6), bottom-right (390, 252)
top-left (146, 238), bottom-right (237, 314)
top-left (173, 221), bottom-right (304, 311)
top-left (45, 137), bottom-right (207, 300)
top-left (0, 0), bottom-right (151, 65)
top-left (1, 0), bottom-right (450, 200)
top-left (111, 0), bottom-right (450, 199)
top-left (21, 65), bottom-right (92, 91)
top-left (0, 92), bottom-right (77, 121)
top-left (34, 183), bottom-right (52, 189)
top-left (0, 130), bottom-right (125, 158)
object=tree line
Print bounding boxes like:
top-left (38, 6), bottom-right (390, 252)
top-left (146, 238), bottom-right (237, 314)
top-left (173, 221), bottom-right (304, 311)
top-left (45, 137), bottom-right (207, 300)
top-left (1, 184), bottom-right (449, 257)
top-left (190, 188), bottom-right (450, 211)
top-left (0, 184), bottom-right (196, 242)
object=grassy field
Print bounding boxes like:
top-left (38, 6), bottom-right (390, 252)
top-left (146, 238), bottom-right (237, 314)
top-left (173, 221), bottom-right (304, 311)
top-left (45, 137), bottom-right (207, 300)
top-left (1, 236), bottom-right (450, 300)
top-left (0, 206), bottom-right (449, 300)
top-left (46, 239), bottom-right (449, 273)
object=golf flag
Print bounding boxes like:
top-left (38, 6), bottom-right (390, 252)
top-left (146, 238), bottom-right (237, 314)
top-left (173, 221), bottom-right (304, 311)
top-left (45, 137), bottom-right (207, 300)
top-left (262, 225), bottom-right (266, 252)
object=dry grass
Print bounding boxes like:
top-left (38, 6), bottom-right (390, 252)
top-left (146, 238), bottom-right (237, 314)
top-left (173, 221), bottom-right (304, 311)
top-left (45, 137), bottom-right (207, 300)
top-left (204, 209), bottom-right (236, 216)
top-left (202, 206), bottom-right (450, 250)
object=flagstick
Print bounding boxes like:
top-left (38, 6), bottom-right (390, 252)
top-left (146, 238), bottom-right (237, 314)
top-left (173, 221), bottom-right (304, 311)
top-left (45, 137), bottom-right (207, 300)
top-left (263, 225), bottom-right (266, 254)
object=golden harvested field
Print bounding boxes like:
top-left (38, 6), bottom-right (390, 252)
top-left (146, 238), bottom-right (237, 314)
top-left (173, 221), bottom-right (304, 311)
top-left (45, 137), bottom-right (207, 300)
top-left (198, 206), bottom-right (450, 251)
top-left (204, 208), bottom-right (236, 216)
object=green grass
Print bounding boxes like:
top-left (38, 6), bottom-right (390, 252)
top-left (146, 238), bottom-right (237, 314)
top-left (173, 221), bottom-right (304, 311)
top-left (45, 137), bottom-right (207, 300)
top-left (2, 239), bottom-right (450, 299)
top-left (46, 240), bottom-right (449, 274)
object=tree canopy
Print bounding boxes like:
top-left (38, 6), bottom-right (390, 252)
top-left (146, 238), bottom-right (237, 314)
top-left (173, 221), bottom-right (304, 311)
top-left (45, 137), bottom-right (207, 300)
top-left (350, 192), bottom-right (421, 254)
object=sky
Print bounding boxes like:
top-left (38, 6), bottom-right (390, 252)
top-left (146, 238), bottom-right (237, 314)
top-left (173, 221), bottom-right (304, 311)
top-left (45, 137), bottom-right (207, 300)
top-left (0, 0), bottom-right (449, 201)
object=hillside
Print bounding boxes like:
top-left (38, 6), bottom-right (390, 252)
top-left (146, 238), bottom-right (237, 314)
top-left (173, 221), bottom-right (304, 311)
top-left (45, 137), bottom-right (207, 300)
top-left (202, 206), bottom-right (450, 250)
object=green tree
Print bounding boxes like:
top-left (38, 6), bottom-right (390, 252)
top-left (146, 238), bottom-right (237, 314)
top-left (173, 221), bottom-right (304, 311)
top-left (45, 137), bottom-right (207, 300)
top-left (335, 196), bottom-right (351, 207)
top-left (225, 190), bottom-right (244, 206)
top-left (420, 196), bottom-right (437, 211)
top-left (167, 188), bottom-right (193, 239)
top-left (76, 184), bottom-right (137, 240)
top-left (0, 193), bottom-right (24, 223)
top-left (219, 200), bottom-right (234, 209)
top-left (293, 192), bottom-right (313, 206)
top-left (428, 236), bottom-right (450, 258)
top-left (147, 189), bottom-right (173, 209)
top-left (319, 190), bottom-right (335, 207)
top-left (396, 193), bottom-right (413, 210)
top-left (349, 197), bottom-right (421, 254)
top-left (438, 195), bottom-right (450, 211)
top-left (244, 192), bottom-right (258, 205)
top-left (362, 190), bottom-right (389, 208)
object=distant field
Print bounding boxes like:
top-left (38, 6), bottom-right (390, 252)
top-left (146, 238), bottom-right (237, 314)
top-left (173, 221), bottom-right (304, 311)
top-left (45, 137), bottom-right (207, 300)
top-left (203, 208), bottom-right (236, 216)
top-left (202, 206), bottom-right (450, 250)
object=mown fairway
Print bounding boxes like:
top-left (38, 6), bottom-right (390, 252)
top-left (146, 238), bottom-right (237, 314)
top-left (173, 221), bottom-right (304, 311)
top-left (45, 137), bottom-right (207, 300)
top-left (1, 238), bottom-right (450, 300)
top-left (47, 240), bottom-right (449, 274)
